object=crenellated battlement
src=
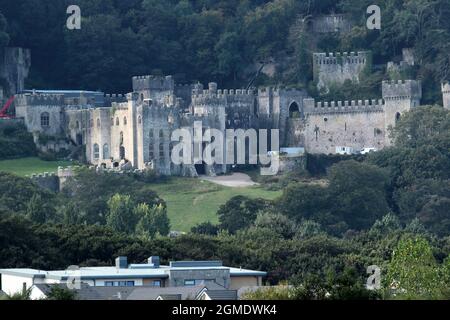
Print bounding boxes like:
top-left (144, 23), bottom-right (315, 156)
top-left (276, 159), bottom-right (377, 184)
top-left (191, 82), bottom-right (254, 107)
top-left (15, 93), bottom-right (65, 107)
top-left (304, 98), bottom-right (384, 115)
top-left (314, 51), bottom-right (369, 65)
top-left (132, 75), bottom-right (174, 92)
top-left (382, 79), bottom-right (422, 100)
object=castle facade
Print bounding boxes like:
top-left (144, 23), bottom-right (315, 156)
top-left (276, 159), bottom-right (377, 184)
top-left (14, 49), bottom-right (447, 177)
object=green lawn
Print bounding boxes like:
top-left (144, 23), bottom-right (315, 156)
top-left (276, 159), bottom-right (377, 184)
top-left (146, 177), bottom-right (282, 232)
top-left (0, 157), bottom-right (73, 177)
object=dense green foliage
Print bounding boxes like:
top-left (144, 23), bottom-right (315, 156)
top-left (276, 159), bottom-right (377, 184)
top-left (0, 124), bottom-right (36, 160)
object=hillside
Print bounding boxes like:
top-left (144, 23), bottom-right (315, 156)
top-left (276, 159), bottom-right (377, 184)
top-left (0, 0), bottom-right (448, 104)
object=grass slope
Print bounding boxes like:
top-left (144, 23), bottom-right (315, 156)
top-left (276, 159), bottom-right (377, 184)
top-left (146, 177), bottom-right (281, 232)
top-left (0, 157), bottom-right (73, 177)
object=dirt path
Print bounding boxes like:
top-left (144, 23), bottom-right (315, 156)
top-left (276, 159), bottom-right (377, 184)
top-left (201, 172), bottom-right (258, 188)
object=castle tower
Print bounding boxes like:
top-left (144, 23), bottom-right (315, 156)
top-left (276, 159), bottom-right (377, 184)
top-left (131, 75), bottom-right (175, 105)
top-left (442, 82), bottom-right (450, 110)
top-left (313, 51), bottom-right (370, 92)
top-left (382, 80), bottom-right (422, 145)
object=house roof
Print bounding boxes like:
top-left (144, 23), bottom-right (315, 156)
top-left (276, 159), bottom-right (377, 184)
top-left (201, 290), bottom-right (238, 300)
top-left (157, 294), bottom-right (182, 300)
top-left (34, 283), bottom-right (135, 300)
top-left (0, 264), bottom-right (266, 280)
top-left (127, 285), bottom-right (205, 300)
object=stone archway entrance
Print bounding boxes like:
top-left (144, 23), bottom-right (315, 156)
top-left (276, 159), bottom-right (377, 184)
top-left (195, 161), bottom-right (207, 175)
top-left (289, 101), bottom-right (301, 118)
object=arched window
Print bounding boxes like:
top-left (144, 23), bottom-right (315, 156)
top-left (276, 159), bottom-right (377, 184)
top-left (93, 143), bottom-right (100, 159)
top-left (89, 119), bottom-right (93, 128)
top-left (75, 120), bottom-right (80, 129)
top-left (138, 116), bottom-right (142, 124)
top-left (97, 118), bottom-right (100, 128)
top-left (159, 143), bottom-right (164, 158)
top-left (159, 129), bottom-right (164, 139)
top-left (395, 112), bottom-right (401, 123)
top-left (116, 117), bottom-right (119, 126)
top-left (120, 131), bottom-right (124, 145)
top-left (103, 144), bottom-right (109, 159)
top-left (289, 102), bottom-right (300, 118)
top-left (123, 117), bottom-right (127, 125)
top-left (149, 143), bottom-right (154, 159)
top-left (40, 112), bottom-right (50, 127)
top-left (149, 129), bottom-right (154, 139)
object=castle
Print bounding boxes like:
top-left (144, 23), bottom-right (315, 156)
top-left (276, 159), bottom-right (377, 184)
top-left (11, 48), bottom-right (449, 176)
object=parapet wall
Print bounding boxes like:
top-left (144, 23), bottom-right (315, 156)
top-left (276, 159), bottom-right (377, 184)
top-left (314, 51), bottom-right (369, 65)
top-left (15, 93), bottom-right (65, 107)
top-left (132, 75), bottom-right (175, 92)
top-left (304, 98), bottom-right (384, 115)
top-left (382, 80), bottom-right (422, 100)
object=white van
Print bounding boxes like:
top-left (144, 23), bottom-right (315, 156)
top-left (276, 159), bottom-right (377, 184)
top-left (360, 147), bottom-right (377, 154)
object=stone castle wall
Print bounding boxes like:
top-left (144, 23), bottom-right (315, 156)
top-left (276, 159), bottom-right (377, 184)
top-left (313, 51), bottom-right (370, 91)
top-left (303, 99), bottom-right (386, 154)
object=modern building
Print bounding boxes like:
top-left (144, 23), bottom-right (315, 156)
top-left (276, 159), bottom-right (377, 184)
top-left (0, 256), bottom-right (266, 299)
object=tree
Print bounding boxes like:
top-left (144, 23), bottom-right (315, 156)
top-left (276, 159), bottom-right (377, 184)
top-left (254, 211), bottom-right (297, 238)
top-left (191, 222), bottom-right (219, 235)
top-left (26, 193), bottom-right (56, 223)
top-left (385, 237), bottom-right (445, 299)
top-left (135, 203), bottom-right (170, 239)
top-left (328, 160), bottom-right (390, 230)
top-left (218, 196), bottom-right (269, 233)
top-left (106, 194), bottom-right (138, 234)
top-left (45, 286), bottom-right (77, 300)
top-left (0, 12), bottom-right (9, 49)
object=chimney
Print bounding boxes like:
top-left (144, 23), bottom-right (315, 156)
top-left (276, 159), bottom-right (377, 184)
top-left (115, 256), bottom-right (128, 269)
top-left (148, 256), bottom-right (160, 268)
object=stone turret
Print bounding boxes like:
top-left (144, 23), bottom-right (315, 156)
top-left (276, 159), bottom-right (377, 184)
top-left (382, 79), bottom-right (422, 145)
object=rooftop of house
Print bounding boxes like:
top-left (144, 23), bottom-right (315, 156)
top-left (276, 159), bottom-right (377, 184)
top-left (33, 282), bottom-right (236, 300)
top-left (0, 257), bottom-right (267, 280)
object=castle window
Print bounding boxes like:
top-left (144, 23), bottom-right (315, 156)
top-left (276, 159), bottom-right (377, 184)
top-left (138, 116), bottom-right (142, 124)
top-left (89, 119), bottom-right (93, 128)
top-left (120, 131), bottom-right (124, 145)
top-left (149, 143), bottom-right (154, 159)
top-left (123, 117), bottom-right (127, 125)
top-left (76, 121), bottom-right (80, 129)
top-left (374, 128), bottom-right (382, 137)
top-left (97, 118), bottom-right (100, 128)
top-left (395, 112), bottom-right (401, 123)
top-left (159, 143), bottom-right (164, 158)
top-left (149, 130), bottom-right (154, 139)
top-left (103, 144), bottom-right (109, 159)
top-left (116, 117), bottom-right (119, 126)
top-left (40, 112), bottom-right (50, 127)
top-left (93, 144), bottom-right (100, 159)
top-left (159, 129), bottom-right (164, 139)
